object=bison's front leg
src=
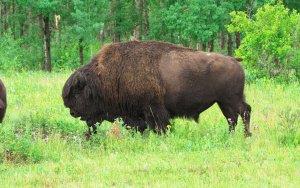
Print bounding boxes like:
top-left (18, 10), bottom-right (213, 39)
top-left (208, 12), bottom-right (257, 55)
top-left (124, 117), bottom-right (147, 132)
top-left (143, 105), bottom-right (171, 134)
top-left (85, 120), bottom-right (98, 140)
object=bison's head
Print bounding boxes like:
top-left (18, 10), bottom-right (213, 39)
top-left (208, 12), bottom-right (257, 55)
top-left (62, 69), bottom-right (104, 126)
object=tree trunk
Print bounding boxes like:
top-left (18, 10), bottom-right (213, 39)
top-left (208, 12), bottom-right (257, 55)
top-left (227, 33), bottom-right (233, 56)
top-left (38, 15), bottom-right (44, 69)
top-left (19, 6), bottom-right (26, 39)
top-left (12, 0), bottom-right (16, 39)
top-left (43, 16), bottom-right (51, 72)
top-left (112, 22), bottom-right (121, 43)
top-left (54, 14), bottom-right (61, 48)
top-left (134, 0), bottom-right (143, 40)
top-left (144, 0), bottom-right (149, 37)
top-left (20, 20), bottom-right (25, 38)
top-left (189, 41), bottom-right (192, 48)
top-left (208, 40), bottom-right (214, 52)
top-left (28, 6), bottom-right (32, 38)
top-left (3, 2), bottom-right (9, 33)
top-left (97, 30), bottom-right (104, 48)
top-left (235, 32), bottom-right (241, 49)
top-left (202, 43), bottom-right (207, 51)
top-left (79, 38), bottom-right (84, 65)
top-left (0, 1), bottom-right (3, 34)
top-left (196, 42), bottom-right (202, 50)
top-left (219, 31), bottom-right (226, 50)
top-left (112, 0), bottom-right (121, 42)
top-left (38, 14), bottom-right (43, 36)
top-left (170, 33), bottom-right (175, 43)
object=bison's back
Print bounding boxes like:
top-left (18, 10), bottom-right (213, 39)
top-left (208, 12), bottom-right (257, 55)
top-left (91, 41), bottom-right (195, 114)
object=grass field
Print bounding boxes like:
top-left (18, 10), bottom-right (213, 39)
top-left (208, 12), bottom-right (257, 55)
top-left (0, 72), bottom-right (299, 187)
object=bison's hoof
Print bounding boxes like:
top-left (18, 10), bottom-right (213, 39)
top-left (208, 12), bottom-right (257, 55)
top-left (245, 132), bottom-right (252, 137)
top-left (85, 131), bottom-right (91, 141)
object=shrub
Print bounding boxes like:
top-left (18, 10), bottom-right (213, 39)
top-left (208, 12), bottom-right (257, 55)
top-left (227, 2), bottom-right (300, 80)
top-left (0, 32), bottom-right (41, 71)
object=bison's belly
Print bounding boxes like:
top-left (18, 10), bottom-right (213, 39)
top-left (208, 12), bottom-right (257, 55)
top-left (164, 88), bottom-right (217, 119)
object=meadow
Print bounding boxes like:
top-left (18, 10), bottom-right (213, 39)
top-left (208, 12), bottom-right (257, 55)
top-left (0, 71), bottom-right (299, 187)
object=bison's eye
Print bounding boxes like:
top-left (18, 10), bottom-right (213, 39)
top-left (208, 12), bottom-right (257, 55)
top-left (72, 87), bottom-right (82, 95)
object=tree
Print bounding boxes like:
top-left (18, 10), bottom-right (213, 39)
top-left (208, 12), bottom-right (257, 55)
top-left (283, 0), bottom-right (300, 11)
top-left (134, 0), bottom-right (143, 40)
top-left (108, 0), bottom-right (137, 42)
top-left (69, 0), bottom-right (107, 64)
top-left (144, 0), bottom-right (149, 37)
top-left (183, 0), bottom-right (224, 50)
top-left (30, 0), bottom-right (62, 72)
top-left (227, 2), bottom-right (300, 77)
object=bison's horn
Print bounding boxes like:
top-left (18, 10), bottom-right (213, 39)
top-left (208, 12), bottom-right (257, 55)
top-left (74, 72), bottom-right (86, 89)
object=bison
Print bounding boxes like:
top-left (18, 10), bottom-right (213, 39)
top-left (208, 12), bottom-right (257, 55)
top-left (0, 79), bottom-right (7, 123)
top-left (62, 41), bottom-right (252, 137)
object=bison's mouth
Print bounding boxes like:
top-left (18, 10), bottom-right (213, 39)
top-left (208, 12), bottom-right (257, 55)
top-left (70, 110), bottom-right (81, 118)
top-left (80, 116), bottom-right (87, 121)
top-left (71, 112), bottom-right (87, 121)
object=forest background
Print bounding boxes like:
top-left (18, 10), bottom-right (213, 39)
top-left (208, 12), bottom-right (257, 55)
top-left (0, 0), bottom-right (299, 82)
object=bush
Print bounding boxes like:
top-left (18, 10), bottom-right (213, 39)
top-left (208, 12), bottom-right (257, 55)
top-left (227, 2), bottom-right (300, 80)
top-left (278, 109), bottom-right (300, 147)
top-left (0, 32), bottom-right (41, 71)
top-left (0, 31), bottom-right (99, 72)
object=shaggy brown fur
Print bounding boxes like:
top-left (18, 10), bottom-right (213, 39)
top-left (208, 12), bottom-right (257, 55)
top-left (62, 41), bottom-right (252, 137)
top-left (0, 79), bottom-right (7, 123)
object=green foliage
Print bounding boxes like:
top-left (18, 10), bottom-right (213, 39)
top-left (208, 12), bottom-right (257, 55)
top-left (0, 32), bottom-right (94, 71)
top-left (161, 2), bottom-right (186, 43)
top-left (51, 42), bottom-right (81, 71)
top-left (183, 0), bottom-right (223, 43)
top-left (30, 0), bottom-right (60, 15)
top-left (278, 109), bottom-right (300, 147)
top-left (107, 0), bottom-right (138, 39)
top-left (69, 0), bottom-right (107, 41)
top-left (228, 2), bottom-right (300, 78)
top-left (0, 33), bottom-right (41, 71)
top-left (283, 0), bottom-right (300, 11)
top-left (3, 0), bottom-right (294, 80)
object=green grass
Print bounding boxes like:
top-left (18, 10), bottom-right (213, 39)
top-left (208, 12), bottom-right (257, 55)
top-left (0, 71), bottom-right (299, 187)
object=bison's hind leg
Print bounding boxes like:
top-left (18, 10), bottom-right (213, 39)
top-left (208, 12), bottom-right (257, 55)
top-left (85, 120), bottom-right (98, 140)
top-left (217, 101), bottom-right (239, 132)
top-left (218, 98), bottom-right (252, 137)
top-left (239, 102), bottom-right (252, 137)
top-left (144, 105), bottom-right (171, 134)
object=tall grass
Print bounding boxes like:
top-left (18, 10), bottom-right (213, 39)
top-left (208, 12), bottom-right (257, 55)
top-left (0, 72), bottom-right (299, 187)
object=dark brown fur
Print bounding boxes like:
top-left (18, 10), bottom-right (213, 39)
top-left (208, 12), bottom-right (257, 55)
top-left (62, 41), bottom-right (252, 137)
top-left (0, 79), bottom-right (7, 123)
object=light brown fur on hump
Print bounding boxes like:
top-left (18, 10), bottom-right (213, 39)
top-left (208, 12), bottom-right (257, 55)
top-left (89, 41), bottom-right (186, 107)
